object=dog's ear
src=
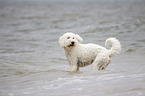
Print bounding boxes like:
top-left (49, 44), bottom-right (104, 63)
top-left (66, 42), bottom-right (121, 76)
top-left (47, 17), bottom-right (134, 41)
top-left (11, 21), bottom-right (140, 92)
top-left (59, 35), bottom-right (65, 48)
top-left (75, 34), bottom-right (83, 43)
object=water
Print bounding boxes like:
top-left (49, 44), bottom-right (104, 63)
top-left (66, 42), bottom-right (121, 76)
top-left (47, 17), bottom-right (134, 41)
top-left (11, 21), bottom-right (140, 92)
top-left (0, 0), bottom-right (145, 96)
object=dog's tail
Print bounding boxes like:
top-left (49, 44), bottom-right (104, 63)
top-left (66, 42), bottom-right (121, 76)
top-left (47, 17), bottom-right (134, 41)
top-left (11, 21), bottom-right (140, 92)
top-left (105, 37), bottom-right (121, 57)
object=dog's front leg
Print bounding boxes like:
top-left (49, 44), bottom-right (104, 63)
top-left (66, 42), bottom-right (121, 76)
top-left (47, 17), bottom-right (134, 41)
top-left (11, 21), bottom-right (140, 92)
top-left (70, 64), bottom-right (79, 71)
top-left (68, 58), bottom-right (79, 71)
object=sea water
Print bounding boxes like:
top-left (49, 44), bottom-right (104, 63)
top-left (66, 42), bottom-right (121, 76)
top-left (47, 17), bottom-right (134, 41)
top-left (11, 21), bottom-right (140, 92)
top-left (0, 0), bottom-right (145, 96)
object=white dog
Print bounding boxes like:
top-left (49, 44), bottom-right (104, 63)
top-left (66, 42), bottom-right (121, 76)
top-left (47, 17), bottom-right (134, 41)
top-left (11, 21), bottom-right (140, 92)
top-left (59, 32), bottom-right (121, 71)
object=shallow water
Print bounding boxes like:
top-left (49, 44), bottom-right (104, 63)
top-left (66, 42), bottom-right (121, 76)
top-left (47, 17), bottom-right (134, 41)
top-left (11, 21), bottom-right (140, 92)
top-left (0, 0), bottom-right (145, 96)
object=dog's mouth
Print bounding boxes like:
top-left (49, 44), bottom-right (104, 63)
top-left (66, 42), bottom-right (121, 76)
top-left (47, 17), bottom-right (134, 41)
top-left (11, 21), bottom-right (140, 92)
top-left (68, 44), bottom-right (75, 47)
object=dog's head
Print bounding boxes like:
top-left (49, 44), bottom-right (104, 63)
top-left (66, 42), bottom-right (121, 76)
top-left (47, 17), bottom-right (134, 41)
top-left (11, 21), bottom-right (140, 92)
top-left (59, 32), bottom-right (83, 48)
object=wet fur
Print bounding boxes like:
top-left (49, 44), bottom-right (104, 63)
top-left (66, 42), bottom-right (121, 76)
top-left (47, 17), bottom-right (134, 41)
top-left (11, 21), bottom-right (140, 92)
top-left (59, 32), bottom-right (121, 71)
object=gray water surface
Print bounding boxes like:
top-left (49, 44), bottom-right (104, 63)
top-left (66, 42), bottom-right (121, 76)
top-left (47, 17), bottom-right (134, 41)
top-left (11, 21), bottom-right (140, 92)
top-left (0, 0), bottom-right (145, 96)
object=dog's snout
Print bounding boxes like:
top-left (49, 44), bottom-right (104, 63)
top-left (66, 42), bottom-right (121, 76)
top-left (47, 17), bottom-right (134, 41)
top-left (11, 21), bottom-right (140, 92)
top-left (71, 41), bottom-right (75, 44)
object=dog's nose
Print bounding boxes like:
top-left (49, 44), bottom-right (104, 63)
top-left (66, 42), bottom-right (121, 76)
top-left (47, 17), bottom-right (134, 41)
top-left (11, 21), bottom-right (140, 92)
top-left (71, 41), bottom-right (75, 44)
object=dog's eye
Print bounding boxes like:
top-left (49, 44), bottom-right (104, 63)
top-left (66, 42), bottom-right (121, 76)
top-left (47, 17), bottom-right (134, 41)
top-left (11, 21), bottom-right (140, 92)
top-left (67, 37), bottom-right (70, 39)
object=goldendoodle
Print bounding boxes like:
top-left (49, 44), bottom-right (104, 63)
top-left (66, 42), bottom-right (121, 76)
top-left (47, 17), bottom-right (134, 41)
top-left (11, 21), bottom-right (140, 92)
top-left (59, 32), bottom-right (121, 71)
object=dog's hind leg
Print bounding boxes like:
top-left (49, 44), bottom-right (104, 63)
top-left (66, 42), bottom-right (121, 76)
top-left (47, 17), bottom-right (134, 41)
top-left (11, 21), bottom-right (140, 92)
top-left (91, 54), bottom-right (111, 71)
top-left (97, 58), bottom-right (111, 70)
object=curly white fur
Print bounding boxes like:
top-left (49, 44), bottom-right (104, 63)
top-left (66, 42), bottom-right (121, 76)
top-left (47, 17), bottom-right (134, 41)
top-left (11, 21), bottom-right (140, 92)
top-left (59, 32), bottom-right (121, 71)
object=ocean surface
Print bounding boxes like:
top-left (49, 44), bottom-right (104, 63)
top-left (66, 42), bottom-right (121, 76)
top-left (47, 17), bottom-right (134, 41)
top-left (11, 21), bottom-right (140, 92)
top-left (0, 0), bottom-right (145, 96)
